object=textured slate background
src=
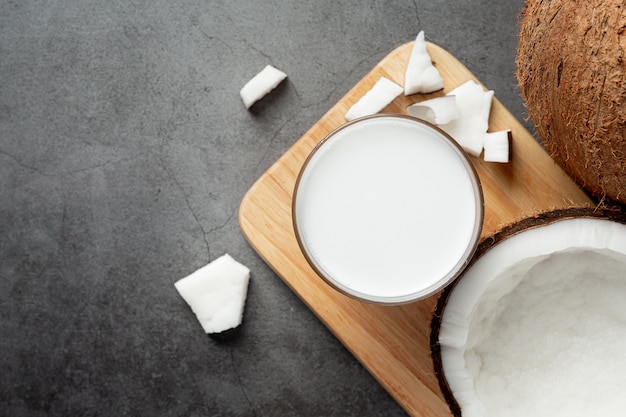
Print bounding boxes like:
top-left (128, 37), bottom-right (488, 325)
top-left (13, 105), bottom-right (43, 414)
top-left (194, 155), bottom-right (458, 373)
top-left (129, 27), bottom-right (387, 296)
top-left (1, 0), bottom-right (528, 416)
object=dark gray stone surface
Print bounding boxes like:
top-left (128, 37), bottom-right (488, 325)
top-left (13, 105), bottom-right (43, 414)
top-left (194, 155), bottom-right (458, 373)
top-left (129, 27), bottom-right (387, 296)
top-left (1, 1), bottom-right (529, 416)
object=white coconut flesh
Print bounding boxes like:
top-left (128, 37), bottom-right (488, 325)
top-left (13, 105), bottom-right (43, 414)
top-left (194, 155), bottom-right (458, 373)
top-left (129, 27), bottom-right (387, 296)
top-left (344, 76), bottom-right (403, 121)
top-left (404, 30), bottom-right (444, 95)
top-left (175, 253), bottom-right (251, 334)
top-left (483, 130), bottom-right (511, 163)
top-left (438, 216), bottom-right (626, 417)
top-left (405, 84), bottom-right (511, 163)
top-left (406, 95), bottom-right (459, 125)
top-left (240, 64), bottom-right (287, 109)
top-left (439, 80), bottom-right (493, 158)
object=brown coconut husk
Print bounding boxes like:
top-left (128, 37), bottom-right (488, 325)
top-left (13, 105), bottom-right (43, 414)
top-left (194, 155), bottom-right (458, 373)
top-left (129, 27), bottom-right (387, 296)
top-left (516, 0), bottom-right (626, 206)
top-left (430, 206), bottom-right (626, 417)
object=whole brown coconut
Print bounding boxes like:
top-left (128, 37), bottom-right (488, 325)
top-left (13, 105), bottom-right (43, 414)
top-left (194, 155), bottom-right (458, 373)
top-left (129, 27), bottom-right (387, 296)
top-left (517, 0), bottom-right (626, 205)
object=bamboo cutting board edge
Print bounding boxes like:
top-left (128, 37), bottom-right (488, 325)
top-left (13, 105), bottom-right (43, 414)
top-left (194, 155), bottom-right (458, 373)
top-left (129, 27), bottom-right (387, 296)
top-left (238, 41), bottom-right (593, 417)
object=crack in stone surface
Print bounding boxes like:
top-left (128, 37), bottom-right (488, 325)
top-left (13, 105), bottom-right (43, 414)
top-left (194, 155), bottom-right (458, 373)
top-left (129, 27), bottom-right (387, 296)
top-left (252, 118), bottom-right (292, 175)
top-left (0, 148), bottom-right (48, 176)
top-left (229, 348), bottom-right (259, 417)
top-left (0, 147), bottom-right (142, 178)
top-left (242, 38), bottom-right (273, 62)
top-left (206, 208), bottom-right (236, 237)
top-left (58, 156), bottom-right (136, 177)
top-left (157, 140), bottom-right (211, 262)
top-left (198, 30), bottom-right (234, 53)
top-left (413, 0), bottom-right (421, 28)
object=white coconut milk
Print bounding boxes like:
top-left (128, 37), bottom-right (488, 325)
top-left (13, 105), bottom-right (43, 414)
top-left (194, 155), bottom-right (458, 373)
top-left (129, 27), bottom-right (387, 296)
top-left (293, 116), bottom-right (482, 303)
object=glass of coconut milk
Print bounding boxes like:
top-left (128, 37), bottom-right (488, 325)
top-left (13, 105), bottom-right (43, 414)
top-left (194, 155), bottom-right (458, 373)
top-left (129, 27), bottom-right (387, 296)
top-left (292, 114), bottom-right (483, 304)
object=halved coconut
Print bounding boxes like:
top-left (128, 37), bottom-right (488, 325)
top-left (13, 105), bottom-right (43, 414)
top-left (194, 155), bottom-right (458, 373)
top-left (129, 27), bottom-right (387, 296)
top-left (431, 207), bottom-right (626, 417)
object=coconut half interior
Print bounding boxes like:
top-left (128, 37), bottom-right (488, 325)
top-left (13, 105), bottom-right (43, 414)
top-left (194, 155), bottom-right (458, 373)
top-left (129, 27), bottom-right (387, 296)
top-left (434, 210), bottom-right (626, 417)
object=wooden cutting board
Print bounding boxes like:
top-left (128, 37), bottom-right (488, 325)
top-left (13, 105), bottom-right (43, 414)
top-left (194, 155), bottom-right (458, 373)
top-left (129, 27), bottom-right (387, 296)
top-left (238, 42), bottom-right (593, 416)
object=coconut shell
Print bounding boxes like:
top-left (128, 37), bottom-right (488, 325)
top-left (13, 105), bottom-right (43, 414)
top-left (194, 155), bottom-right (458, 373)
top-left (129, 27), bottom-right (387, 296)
top-left (430, 207), bottom-right (626, 417)
top-left (517, 0), bottom-right (626, 205)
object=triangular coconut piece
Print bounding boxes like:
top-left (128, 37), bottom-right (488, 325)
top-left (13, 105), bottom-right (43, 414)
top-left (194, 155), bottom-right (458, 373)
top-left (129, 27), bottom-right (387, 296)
top-left (175, 254), bottom-right (251, 334)
top-left (344, 76), bottom-right (403, 121)
top-left (404, 31), bottom-right (444, 95)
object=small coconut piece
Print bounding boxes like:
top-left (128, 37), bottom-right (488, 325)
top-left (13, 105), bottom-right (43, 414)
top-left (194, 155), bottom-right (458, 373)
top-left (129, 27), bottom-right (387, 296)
top-left (406, 95), bottom-right (459, 125)
top-left (404, 31), bottom-right (444, 95)
top-left (174, 254), bottom-right (251, 334)
top-left (438, 80), bottom-right (494, 157)
top-left (344, 76), bottom-right (403, 121)
top-left (483, 130), bottom-right (512, 163)
top-left (240, 64), bottom-right (287, 109)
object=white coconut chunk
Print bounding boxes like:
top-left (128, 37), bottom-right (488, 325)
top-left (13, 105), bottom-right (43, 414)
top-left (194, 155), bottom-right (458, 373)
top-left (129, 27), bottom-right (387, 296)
top-left (240, 65), bottom-right (287, 109)
top-left (406, 95), bottom-right (459, 125)
top-left (344, 76), bottom-right (403, 121)
top-left (404, 31), bottom-right (444, 95)
top-left (438, 80), bottom-right (494, 157)
top-left (483, 130), bottom-right (512, 163)
top-left (174, 254), bottom-right (251, 334)
top-left (441, 116), bottom-right (488, 157)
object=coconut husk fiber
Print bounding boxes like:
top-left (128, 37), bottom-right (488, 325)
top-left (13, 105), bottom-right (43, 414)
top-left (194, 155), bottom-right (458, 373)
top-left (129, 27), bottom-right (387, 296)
top-left (517, 0), bottom-right (626, 206)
